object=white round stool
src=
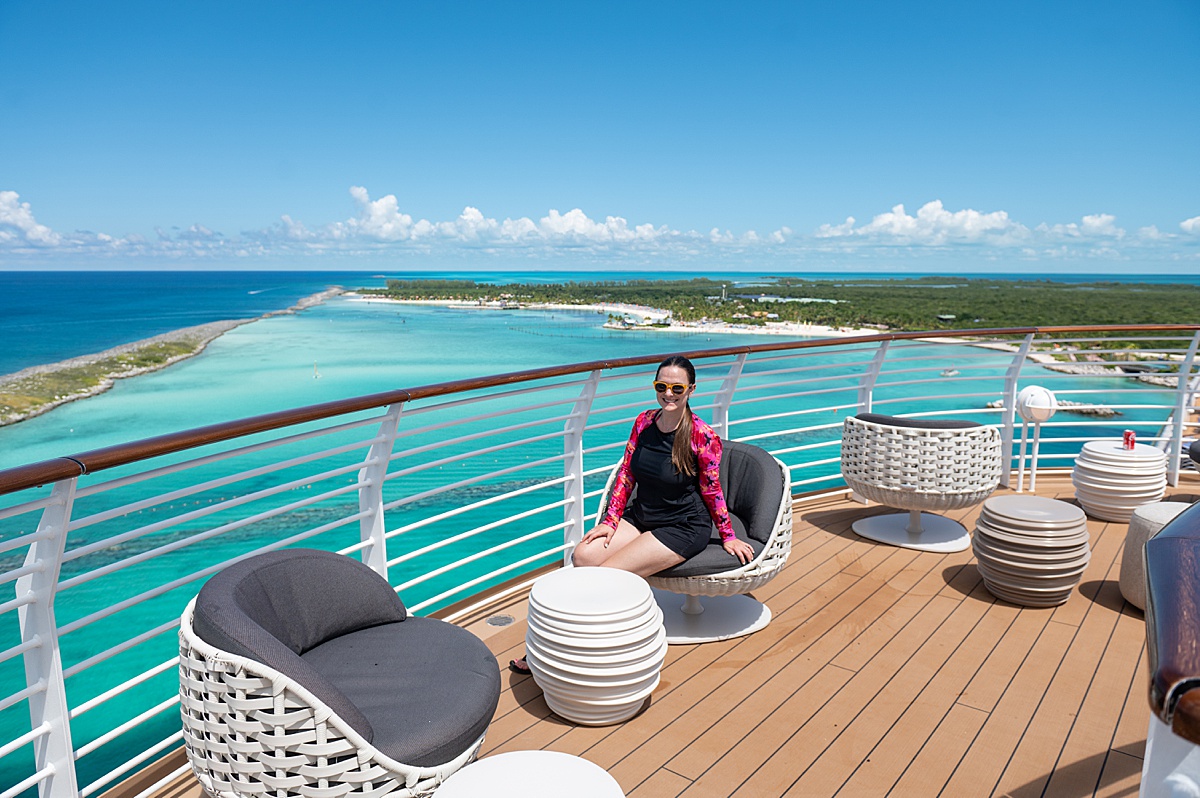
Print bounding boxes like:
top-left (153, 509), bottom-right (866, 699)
top-left (1072, 441), bottom-right (1167, 522)
top-left (433, 751), bottom-right (624, 797)
top-left (526, 567), bottom-right (666, 725)
top-left (1119, 501), bottom-right (1190, 610)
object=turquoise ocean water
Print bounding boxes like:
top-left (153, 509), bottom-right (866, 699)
top-left (0, 269), bottom-right (1191, 791)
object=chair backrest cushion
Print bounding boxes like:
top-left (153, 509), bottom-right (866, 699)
top-left (719, 441), bottom-right (785, 545)
top-left (192, 548), bottom-right (408, 741)
top-left (855, 412), bottom-right (980, 430)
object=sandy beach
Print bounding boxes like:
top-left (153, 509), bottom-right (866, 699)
top-left (0, 288), bottom-right (344, 427)
top-left (344, 294), bottom-right (888, 340)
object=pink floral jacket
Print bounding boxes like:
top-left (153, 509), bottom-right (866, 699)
top-left (600, 409), bottom-right (735, 542)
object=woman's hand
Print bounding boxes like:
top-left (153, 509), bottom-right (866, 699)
top-left (582, 524), bottom-right (616, 548)
top-left (723, 538), bottom-right (755, 565)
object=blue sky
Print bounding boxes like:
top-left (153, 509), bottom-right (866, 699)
top-left (1, 0), bottom-right (1198, 273)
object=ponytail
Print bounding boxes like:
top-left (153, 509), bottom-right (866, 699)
top-left (672, 406), bottom-right (696, 476)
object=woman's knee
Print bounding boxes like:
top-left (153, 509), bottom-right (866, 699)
top-left (572, 541), bottom-right (605, 567)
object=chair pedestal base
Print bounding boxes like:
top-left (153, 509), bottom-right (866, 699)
top-left (652, 588), bottom-right (772, 644)
top-left (852, 510), bottom-right (970, 553)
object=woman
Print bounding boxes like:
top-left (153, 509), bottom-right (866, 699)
top-left (511, 355), bottom-right (754, 673)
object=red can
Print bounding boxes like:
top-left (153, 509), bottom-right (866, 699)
top-left (1123, 429), bottom-right (1136, 450)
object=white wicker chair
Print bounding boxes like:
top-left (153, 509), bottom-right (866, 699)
top-left (840, 413), bottom-right (1003, 552)
top-left (179, 548), bottom-right (501, 798)
top-left (596, 440), bottom-right (793, 644)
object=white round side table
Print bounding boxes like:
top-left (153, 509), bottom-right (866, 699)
top-left (433, 751), bottom-right (625, 797)
top-left (1071, 441), bottom-right (1167, 522)
top-left (525, 567), bottom-right (666, 726)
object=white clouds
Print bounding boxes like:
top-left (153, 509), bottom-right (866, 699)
top-left (1, 188), bottom-right (1197, 267)
top-left (0, 190), bottom-right (62, 246)
top-left (815, 200), bottom-right (1025, 244)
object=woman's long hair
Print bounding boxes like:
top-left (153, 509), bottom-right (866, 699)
top-left (658, 355), bottom-right (698, 476)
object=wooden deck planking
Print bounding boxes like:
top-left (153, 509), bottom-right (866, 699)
top-left (136, 472), bottom-right (1200, 798)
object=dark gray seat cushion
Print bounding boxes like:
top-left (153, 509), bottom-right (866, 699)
top-left (652, 440), bottom-right (782, 579)
top-left (302, 617), bottom-right (501, 768)
top-left (856, 412), bottom-right (980, 430)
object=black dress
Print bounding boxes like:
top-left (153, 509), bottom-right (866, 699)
top-left (622, 423), bottom-right (712, 559)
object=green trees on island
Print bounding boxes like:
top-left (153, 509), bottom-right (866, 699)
top-left (363, 276), bottom-right (1199, 332)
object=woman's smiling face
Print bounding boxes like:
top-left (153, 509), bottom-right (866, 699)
top-left (654, 364), bottom-right (693, 410)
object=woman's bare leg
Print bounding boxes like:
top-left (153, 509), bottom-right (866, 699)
top-left (598, 531), bottom-right (684, 578)
top-left (571, 519), bottom-right (644, 567)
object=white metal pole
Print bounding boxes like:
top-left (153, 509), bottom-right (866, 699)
top-left (857, 340), bottom-right (890, 415)
top-left (17, 478), bottom-right (79, 798)
top-left (1017, 420), bottom-right (1029, 493)
top-left (711, 353), bottom-right (746, 440)
top-left (563, 371), bottom-right (601, 565)
top-left (1029, 422), bottom-right (1043, 493)
top-left (1167, 331), bottom-right (1199, 487)
top-left (999, 334), bottom-right (1036, 489)
top-left (358, 403), bottom-right (404, 578)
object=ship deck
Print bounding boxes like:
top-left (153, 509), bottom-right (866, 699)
top-left (140, 471), bottom-right (1200, 798)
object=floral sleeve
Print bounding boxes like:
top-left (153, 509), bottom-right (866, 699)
top-left (692, 417), bottom-right (735, 541)
top-left (600, 410), bottom-right (657, 529)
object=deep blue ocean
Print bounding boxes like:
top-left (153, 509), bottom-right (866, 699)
top-left (3, 269), bottom-right (1198, 377)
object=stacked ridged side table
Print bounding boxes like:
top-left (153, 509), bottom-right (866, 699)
top-left (972, 495), bottom-right (1091, 607)
top-left (525, 567), bottom-right (667, 725)
top-left (1072, 441), bottom-right (1167, 522)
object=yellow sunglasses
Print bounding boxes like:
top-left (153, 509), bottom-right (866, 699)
top-left (652, 381), bottom-right (691, 395)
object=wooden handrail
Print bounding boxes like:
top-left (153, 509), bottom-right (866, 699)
top-left (0, 323), bottom-right (1196, 497)
top-left (1145, 501), bottom-right (1200, 744)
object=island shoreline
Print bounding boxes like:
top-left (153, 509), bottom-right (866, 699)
top-left (0, 288), bottom-right (344, 427)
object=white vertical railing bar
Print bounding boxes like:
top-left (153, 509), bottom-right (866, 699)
top-left (16, 478), bottom-right (78, 798)
top-left (711, 353), bottom-right (747, 439)
top-left (1167, 331), bottom-right (1200, 486)
top-left (360, 403), bottom-right (404, 577)
top-left (563, 371), bottom-right (600, 564)
top-left (858, 340), bottom-right (890, 414)
top-left (999, 334), bottom-right (1035, 488)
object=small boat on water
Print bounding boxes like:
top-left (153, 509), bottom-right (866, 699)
top-left (941, 367), bottom-right (960, 377)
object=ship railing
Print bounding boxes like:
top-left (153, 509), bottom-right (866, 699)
top-left (0, 324), bottom-right (1197, 798)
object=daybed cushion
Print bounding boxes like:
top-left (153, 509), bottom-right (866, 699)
top-left (302, 617), bottom-right (501, 768)
top-left (192, 548), bottom-right (410, 742)
top-left (855, 412), bottom-right (980, 430)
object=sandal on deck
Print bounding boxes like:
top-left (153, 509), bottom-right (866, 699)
top-left (508, 656), bottom-right (531, 675)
